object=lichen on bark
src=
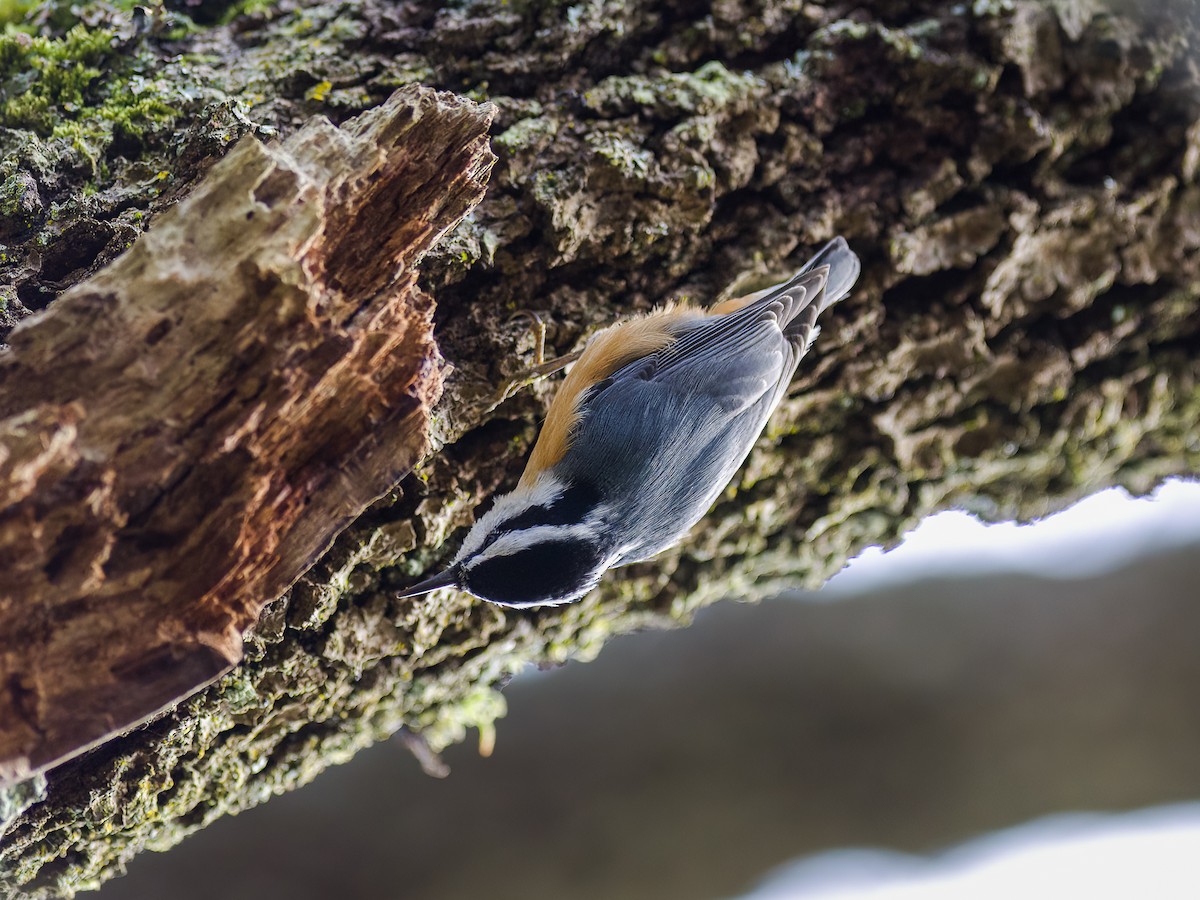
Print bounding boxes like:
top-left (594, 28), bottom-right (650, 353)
top-left (1, 0), bottom-right (1199, 896)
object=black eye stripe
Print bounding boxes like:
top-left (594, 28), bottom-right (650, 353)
top-left (496, 479), bottom-right (601, 535)
top-left (465, 538), bottom-right (604, 606)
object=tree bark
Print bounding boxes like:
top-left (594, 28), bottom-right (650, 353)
top-left (0, 0), bottom-right (1198, 895)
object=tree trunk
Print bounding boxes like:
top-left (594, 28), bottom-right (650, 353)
top-left (1, 0), bottom-right (1198, 895)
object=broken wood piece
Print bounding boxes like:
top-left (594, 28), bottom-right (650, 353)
top-left (0, 86), bottom-right (496, 785)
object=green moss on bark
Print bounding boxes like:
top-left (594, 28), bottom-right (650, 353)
top-left (1, 0), bottom-right (1199, 896)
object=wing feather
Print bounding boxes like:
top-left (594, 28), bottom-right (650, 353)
top-left (525, 236), bottom-right (861, 560)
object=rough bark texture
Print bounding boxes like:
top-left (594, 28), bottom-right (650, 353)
top-left (0, 86), bottom-right (494, 786)
top-left (0, 0), bottom-right (1198, 895)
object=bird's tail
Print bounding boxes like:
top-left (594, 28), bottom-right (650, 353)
top-left (799, 236), bottom-right (861, 315)
top-left (761, 236), bottom-right (861, 350)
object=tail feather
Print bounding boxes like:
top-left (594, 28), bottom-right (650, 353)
top-left (704, 236), bottom-right (861, 352)
top-left (766, 236), bottom-right (861, 349)
top-left (798, 236), bottom-right (861, 314)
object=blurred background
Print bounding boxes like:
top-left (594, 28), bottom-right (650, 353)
top-left (98, 480), bottom-right (1200, 900)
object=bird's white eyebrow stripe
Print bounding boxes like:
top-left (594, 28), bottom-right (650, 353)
top-left (453, 476), bottom-right (566, 563)
top-left (467, 521), bottom-right (602, 566)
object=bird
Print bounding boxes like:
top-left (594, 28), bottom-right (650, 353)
top-left (397, 237), bottom-right (861, 607)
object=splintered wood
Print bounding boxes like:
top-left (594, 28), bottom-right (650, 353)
top-left (0, 87), bottom-right (496, 784)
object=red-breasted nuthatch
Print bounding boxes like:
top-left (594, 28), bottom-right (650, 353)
top-left (398, 237), bottom-right (861, 607)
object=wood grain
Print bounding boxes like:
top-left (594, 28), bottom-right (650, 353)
top-left (0, 86), bottom-right (495, 785)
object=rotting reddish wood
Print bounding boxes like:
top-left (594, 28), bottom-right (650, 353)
top-left (0, 86), bottom-right (496, 785)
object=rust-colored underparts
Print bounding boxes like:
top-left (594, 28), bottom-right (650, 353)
top-left (0, 87), bottom-right (496, 785)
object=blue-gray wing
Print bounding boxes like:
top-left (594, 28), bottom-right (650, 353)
top-left (562, 353), bottom-right (785, 565)
top-left (556, 239), bottom-right (860, 564)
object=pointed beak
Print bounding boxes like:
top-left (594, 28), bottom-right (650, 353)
top-left (395, 568), bottom-right (460, 599)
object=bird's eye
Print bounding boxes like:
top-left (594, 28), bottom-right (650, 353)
top-left (464, 539), bottom-right (604, 607)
